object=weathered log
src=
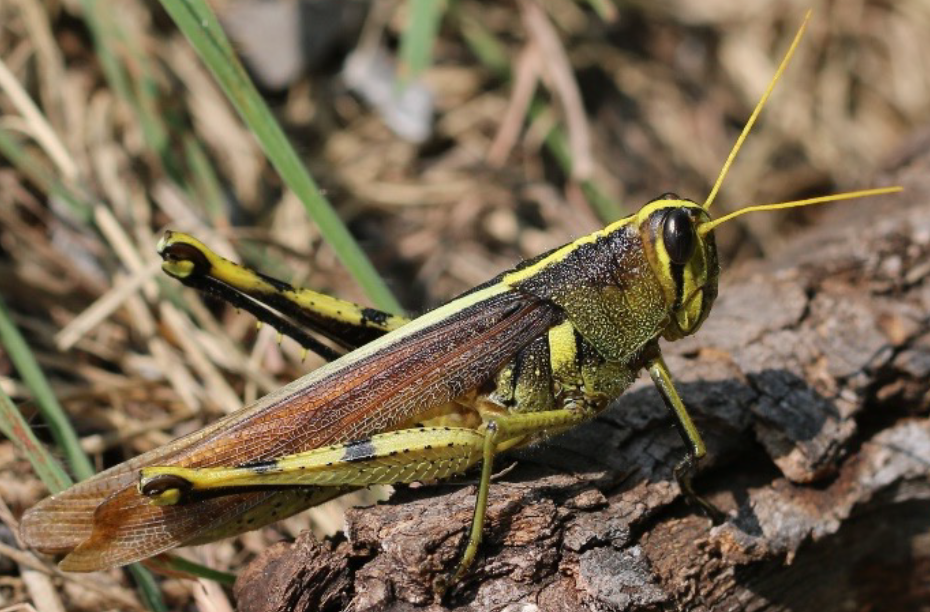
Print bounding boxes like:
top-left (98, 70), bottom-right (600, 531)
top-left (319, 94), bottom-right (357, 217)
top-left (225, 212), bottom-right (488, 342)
top-left (234, 146), bottom-right (930, 612)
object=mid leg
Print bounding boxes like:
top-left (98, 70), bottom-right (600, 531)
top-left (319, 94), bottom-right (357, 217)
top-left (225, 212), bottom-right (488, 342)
top-left (447, 397), bottom-right (604, 588)
top-left (646, 352), bottom-right (725, 523)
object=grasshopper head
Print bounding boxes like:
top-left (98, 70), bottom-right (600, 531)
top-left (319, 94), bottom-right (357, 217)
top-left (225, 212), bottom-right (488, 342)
top-left (632, 10), bottom-right (902, 344)
top-left (635, 184), bottom-right (902, 342)
top-left (637, 196), bottom-right (719, 341)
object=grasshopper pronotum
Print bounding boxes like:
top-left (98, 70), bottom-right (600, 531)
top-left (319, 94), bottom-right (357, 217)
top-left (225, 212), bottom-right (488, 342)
top-left (21, 11), bottom-right (901, 588)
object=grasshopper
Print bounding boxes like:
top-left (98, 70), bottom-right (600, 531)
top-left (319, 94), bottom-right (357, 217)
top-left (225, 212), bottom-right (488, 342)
top-left (21, 11), bottom-right (900, 587)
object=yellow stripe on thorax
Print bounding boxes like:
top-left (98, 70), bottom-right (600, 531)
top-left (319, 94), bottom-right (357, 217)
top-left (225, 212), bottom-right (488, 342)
top-left (502, 199), bottom-right (696, 286)
top-left (502, 215), bottom-right (635, 285)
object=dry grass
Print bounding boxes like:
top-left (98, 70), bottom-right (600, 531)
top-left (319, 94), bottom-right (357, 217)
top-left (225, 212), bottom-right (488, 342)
top-left (0, 0), bottom-right (927, 609)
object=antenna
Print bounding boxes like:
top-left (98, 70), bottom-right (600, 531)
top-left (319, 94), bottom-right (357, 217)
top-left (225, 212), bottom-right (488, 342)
top-left (703, 10), bottom-right (812, 210)
top-left (698, 187), bottom-right (903, 236)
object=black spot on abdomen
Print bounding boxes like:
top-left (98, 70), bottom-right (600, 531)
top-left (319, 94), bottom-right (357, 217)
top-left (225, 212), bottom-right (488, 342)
top-left (343, 438), bottom-right (376, 463)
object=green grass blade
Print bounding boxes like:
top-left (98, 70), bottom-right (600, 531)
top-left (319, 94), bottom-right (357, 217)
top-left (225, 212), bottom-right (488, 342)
top-left (0, 294), bottom-right (94, 480)
top-left (583, 0), bottom-right (618, 22)
top-left (530, 99), bottom-right (625, 222)
top-left (77, 0), bottom-right (174, 175)
top-left (158, 0), bottom-right (401, 313)
top-left (454, 9), bottom-right (510, 78)
top-left (77, 1), bottom-right (135, 119)
top-left (0, 389), bottom-right (72, 493)
top-left (183, 136), bottom-right (227, 225)
top-left (128, 565), bottom-right (169, 612)
top-left (400, 0), bottom-right (447, 83)
top-left (161, 555), bottom-right (237, 586)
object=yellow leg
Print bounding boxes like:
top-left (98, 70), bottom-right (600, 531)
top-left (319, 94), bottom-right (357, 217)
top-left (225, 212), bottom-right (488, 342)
top-left (646, 352), bottom-right (725, 522)
top-left (139, 426), bottom-right (487, 501)
top-left (157, 231), bottom-right (408, 358)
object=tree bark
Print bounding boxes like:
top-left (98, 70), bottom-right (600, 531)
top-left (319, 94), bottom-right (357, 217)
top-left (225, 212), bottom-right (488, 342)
top-left (234, 144), bottom-right (930, 612)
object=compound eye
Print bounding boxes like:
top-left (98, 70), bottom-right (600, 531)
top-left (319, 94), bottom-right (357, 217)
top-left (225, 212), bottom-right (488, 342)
top-left (663, 208), bottom-right (696, 265)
